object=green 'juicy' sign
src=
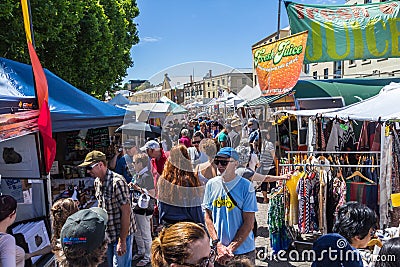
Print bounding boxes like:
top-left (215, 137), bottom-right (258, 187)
top-left (285, 0), bottom-right (400, 63)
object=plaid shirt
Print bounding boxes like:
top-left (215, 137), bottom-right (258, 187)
top-left (94, 169), bottom-right (135, 243)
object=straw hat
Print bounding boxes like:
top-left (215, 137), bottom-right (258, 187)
top-left (231, 119), bottom-right (241, 128)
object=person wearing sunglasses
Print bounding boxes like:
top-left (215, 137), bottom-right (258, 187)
top-left (79, 150), bottom-right (135, 267)
top-left (312, 201), bottom-right (377, 267)
top-left (0, 195), bottom-right (25, 267)
top-left (188, 131), bottom-right (208, 168)
top-left (151, 222), bottom-right (216, 267)
top-left (203, 147), bottom-right (258, 266)
top-left (114, 139), bottom-right (138, 183)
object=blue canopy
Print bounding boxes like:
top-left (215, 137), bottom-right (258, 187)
top-left (0, 57), bottom-right (125, 132)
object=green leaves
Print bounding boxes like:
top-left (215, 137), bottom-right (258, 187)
top-left (0, 0), bottom-right (139, 98)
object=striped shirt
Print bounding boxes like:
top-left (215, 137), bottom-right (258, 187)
top-left (94, 169), bottom-right (135, 243)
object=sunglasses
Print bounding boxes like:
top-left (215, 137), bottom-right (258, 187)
top-left (86, 162), bottom-right (99, 171)
top-left (181, 246), bottom-right (216, 267)
top-left (214, 159), bottom-right (234, 166)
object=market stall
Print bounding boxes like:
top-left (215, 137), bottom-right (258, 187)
top-left (269, 82), bottom-right (400, 253)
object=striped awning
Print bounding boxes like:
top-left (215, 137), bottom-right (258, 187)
top-left (245, 90), bottom-right (294, 107)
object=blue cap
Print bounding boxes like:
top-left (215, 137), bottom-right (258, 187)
top-left (216, 147), bottom-right (239, 161)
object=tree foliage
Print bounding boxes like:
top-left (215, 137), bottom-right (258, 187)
top-left (0, 0), bottom-right (139, 98)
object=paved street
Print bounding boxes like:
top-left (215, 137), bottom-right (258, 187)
top-left (255, 192), bottom-right (311, 267)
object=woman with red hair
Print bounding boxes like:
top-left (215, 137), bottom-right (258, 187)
top-left (157, 145), bottom-right (205, 226)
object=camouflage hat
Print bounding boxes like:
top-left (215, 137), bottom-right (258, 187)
top-left (78, 151), bottom-right (106, 167)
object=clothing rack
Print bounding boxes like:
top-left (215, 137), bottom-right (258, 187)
top-left (279, 163), bottom-right (380, 168)
top-left (285, 151), bottom-right (381, 154)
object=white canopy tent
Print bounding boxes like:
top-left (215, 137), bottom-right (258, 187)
top-left (321, 82), bottom-right (400, 121)
top-left (125, 102), bottom-right (171, 122)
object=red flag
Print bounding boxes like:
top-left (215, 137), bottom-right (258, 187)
top-left (27, 42), bottom-right (56, 173)
top-left (38, 101), bottom-right (56, 173)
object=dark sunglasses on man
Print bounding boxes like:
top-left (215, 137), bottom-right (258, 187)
top-left (214, 158), bottom-right (234, 166)
top-left (86, 162), bottom-right (99, 171)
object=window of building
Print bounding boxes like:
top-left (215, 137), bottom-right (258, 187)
top-left (212, 92), bottom-right (215, 98)
top-left (333, 61), bottom-right (342, 78)
top-left (242, 78), bottom-right (247, 84)
top-left (313, 71), bottom-right (318, 79)
top-left (362, 59), bottom-right (371, 65)
top-left (222, 79), bottom-right (225, 85)
top-left (212, 81), bottom-right (215, 87)
top-left (207, 82), bottom-right (210, 88)
top-left (208, 92), bottom-right (211, 98)
top-left (217, 80), bottom-right (220, 86)
top-left (323, 68), bottom-right (329, 79)
top-left (304, 64), bottom-right (310, 74)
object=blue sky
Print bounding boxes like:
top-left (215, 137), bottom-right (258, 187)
top-left (124, 0), bottom-right (346, 84)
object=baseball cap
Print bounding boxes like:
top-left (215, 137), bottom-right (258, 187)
top-left (78, 151), bottom-right (106, 167)
top-left (140, 140), bottom-right (160, 151)
top-left (60, 207), bottom-right (108, 253)
top-left (123, 139), bottom-right (136, 148)
top-left (216, 147), bottom-right (239, 161)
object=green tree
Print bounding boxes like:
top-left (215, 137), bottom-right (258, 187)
top-left (0, 0), bottom-right (139, 98)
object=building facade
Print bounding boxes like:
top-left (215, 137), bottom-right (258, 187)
top-left (202, 70), bottom-right (253, 100)
top-left (129, 74), bottom-right (185, 104)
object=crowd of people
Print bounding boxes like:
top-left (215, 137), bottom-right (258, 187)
top-left (0, 115), bottom-right (397, 267)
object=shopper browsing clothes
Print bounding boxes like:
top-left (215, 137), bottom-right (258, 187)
top-left (79, 150), bottom-right (135, 267)
top-left (203, 147), bottom-right (258, 266)
top-left (115, 139), bottom-right (138, 183)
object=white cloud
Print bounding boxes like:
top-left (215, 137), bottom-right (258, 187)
top-left (141, 36), bottom-right (161, 43)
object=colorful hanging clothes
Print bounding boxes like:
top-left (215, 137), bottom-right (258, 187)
top-left (297, 172), bottom-right (319, 234)
top-left (326, 121), bottom-right (356, 152)
top-left (267, 191), bottom-right (291, 253)
top-left (346, 182), bottom-right (379, 214)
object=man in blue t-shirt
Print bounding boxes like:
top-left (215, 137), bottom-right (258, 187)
top-left (203, 147), bottom-right (258, 266)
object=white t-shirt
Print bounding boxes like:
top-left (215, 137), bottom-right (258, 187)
top-left (0, 233), bottom-right (25, 267)
top-left (187, 147), bottom-right (208, 166)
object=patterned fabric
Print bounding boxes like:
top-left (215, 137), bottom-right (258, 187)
top-left (267, 190), bottom-right (291, 253)
top-left (346, 182), bottom-right (379, 214)
top-left (297, 172), bottom-right (318, 234)
top-left (95, 169), bottom-right (135, 243)
top-left (380, 131), bottom-right (392, 227)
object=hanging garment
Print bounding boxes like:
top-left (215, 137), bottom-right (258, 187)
top-left (297, 173), bottom-right (318, 234)
top-left (371, 124), bottom-right (381, 152)
top-left (346, 182), bottom-right (379, 214)
top-left (380, 131), bottom-right (392, 228)
top-left (267, 191), bottom-right (291, 253)
top-left (326, 121), bottom-right (356, 151)
top-left (286, 171), bottom-right (304, 226)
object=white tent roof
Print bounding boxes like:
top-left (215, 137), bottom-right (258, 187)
top-left (237, 84), bottom-right (261, 102)
top-left (321, 82), bottom-right (400, 121)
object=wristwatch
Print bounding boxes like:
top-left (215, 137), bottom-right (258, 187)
top-left (212, 238), bottom-right (220, 247)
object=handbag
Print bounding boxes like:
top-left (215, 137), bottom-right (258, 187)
top-left (221, 182), bottom-right (258, 237)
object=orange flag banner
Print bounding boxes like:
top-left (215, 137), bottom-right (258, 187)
top-left (21, 0), bottom-right (56, 173)
top-left (252, 31), bottom-right (308, 96)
